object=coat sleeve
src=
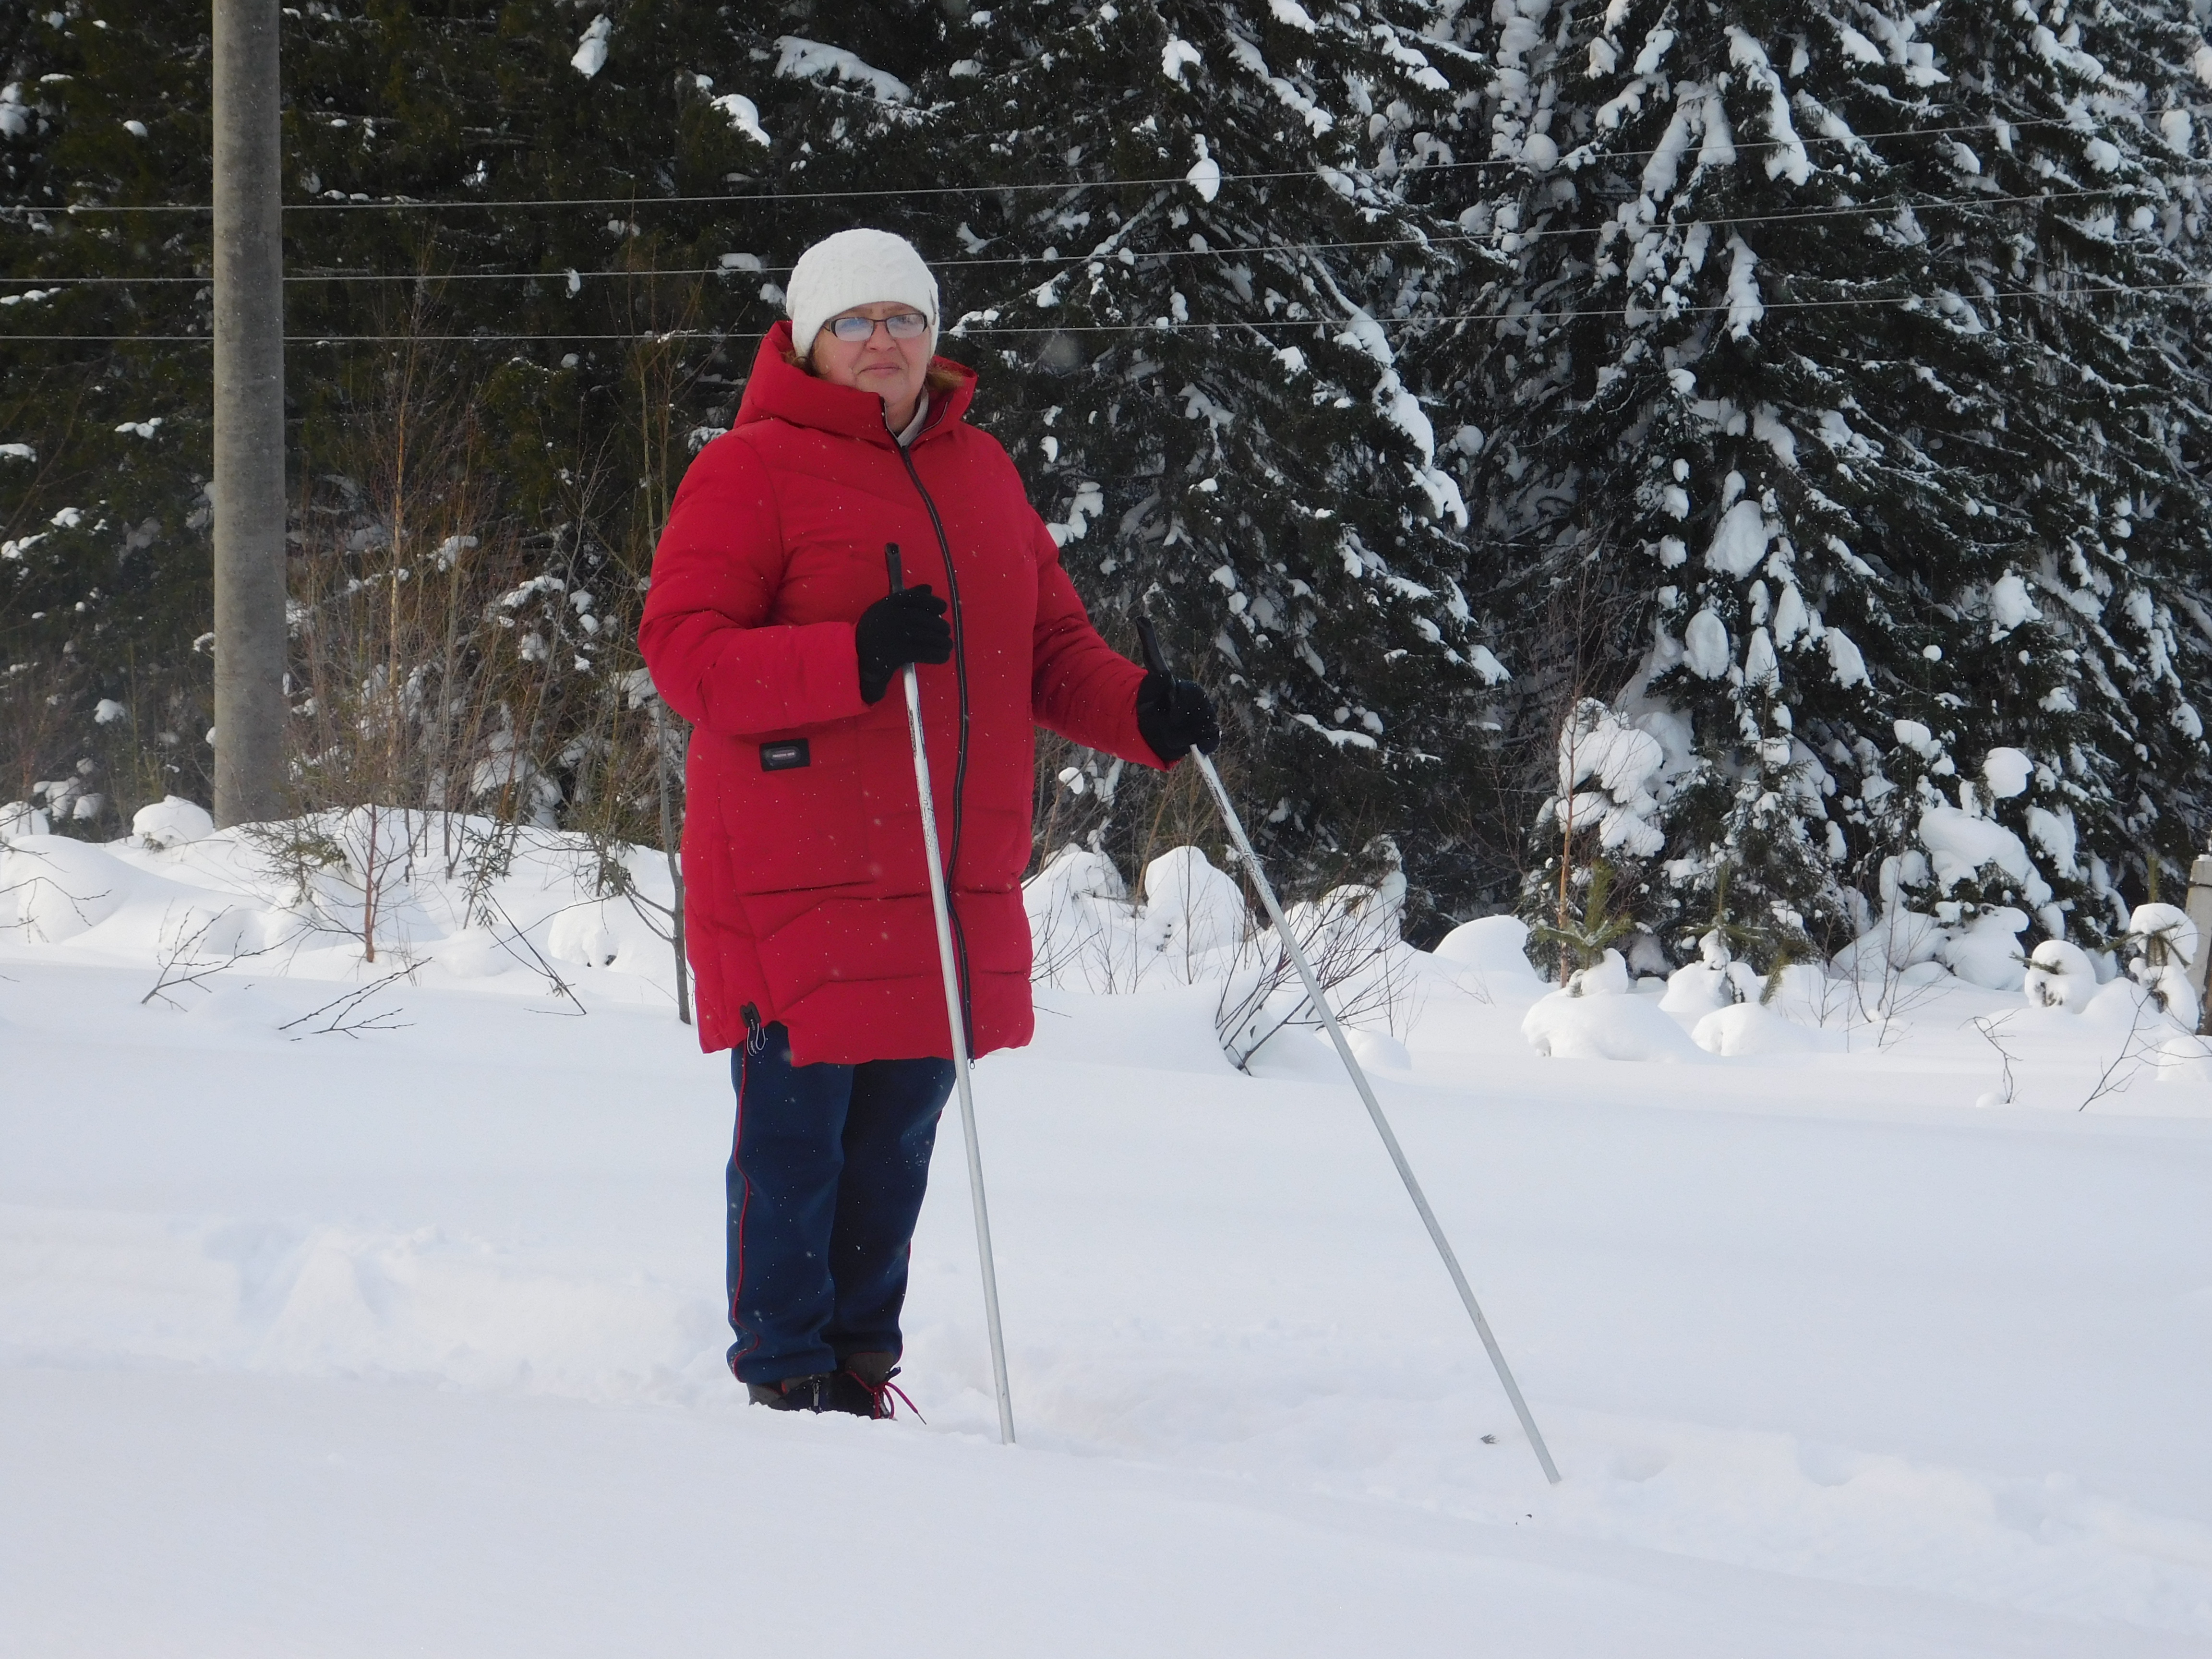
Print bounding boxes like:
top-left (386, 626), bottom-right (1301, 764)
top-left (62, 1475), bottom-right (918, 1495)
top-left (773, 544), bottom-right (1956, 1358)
top-left (637, 433), bottom-right (869, 736)
top-left (1027, 511), bottom-right (1164, 769)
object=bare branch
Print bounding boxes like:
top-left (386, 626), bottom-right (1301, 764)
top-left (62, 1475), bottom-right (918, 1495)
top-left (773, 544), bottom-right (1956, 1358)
top-left (278, 967), bottom-right (415, 1039)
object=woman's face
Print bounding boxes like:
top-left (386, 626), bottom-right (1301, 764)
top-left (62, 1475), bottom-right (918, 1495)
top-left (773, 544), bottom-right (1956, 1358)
top-left (809, 301), bottom-right (931, 429)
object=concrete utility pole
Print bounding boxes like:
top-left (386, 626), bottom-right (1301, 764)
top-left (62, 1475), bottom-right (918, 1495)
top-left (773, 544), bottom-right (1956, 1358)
top-left (211, 0), bottom-right (288, 826)
top-left (2185, 851), bottom-right (2212, 1035)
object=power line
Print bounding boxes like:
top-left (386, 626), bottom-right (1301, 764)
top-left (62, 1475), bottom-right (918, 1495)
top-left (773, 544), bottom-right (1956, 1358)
top-left (0, 184), bottom-right (2152, 292)
top-left (0, 114), bottom-right (2127, 217)
top-left (969, 278), bottom-right (2211, 331)
top-left (8, 274), bottom-right (2205, 348)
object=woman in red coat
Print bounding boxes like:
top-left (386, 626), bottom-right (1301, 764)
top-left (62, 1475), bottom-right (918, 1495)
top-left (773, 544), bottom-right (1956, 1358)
top-left (640, 229), bottom-right (1216, 1416)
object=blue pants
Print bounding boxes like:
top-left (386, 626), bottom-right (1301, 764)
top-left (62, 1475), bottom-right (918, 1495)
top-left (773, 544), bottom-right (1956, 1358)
top-left (726, 1023), bottom-right (954, 1385)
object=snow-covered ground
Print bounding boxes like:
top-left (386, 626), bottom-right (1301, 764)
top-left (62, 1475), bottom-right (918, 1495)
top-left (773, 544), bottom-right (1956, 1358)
top-left (4, 807), bottom-right (2211, 1655)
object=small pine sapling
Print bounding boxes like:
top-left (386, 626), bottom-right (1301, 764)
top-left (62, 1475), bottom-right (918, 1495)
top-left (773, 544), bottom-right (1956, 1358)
top-left (1530, 859), bottom-right (1635, 983)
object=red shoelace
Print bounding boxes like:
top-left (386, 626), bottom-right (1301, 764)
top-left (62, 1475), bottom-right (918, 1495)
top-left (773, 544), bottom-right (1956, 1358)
top-left (852, 1370), bottom-right (922, 1422)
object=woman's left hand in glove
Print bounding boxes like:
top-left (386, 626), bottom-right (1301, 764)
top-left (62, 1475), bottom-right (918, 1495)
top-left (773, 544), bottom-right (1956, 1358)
top-left (1136, 672), bottom-right (1220, 766)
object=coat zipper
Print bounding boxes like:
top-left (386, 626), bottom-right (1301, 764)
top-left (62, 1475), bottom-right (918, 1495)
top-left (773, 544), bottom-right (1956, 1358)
top-left (892, 428), bottom-right (977, 1050)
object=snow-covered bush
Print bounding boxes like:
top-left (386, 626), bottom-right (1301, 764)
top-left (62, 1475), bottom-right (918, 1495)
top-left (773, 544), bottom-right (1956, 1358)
top-left (1025, 840), bottom-right (1419, 1069)
top-left (1137, 846), bottom-right (1248, 980)
top-left (1214, 860), bottom-right (1418, 1070)
top-left (1936, 907), bottom-right (2030, 994)
top-left (2023, 941), bottom-right (2101, 1013)
top-left (130, 796), bottom-right (213, 851)
top-left (2125, 903), bottom-right (2202, 1031)
top-left (1521, 949), bottom-right (1708, 1061)
top-left (1564, 947), bottom-right (1629, 999)
top-left (1024, 844), bottom-right (1138, 991)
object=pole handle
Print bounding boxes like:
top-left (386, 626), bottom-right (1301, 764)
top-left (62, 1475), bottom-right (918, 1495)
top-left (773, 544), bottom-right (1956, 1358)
top-left (885, 542), bottom-right (905, 595)
top-left (1135, 613), bottom-right (1170, 679)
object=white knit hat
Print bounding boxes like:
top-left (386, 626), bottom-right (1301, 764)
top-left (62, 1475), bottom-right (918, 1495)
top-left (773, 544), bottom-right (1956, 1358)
top-left (786, 228), bottom-right (939, 361)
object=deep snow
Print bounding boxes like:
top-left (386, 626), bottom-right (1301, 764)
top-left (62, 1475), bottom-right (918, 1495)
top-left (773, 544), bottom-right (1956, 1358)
top-left (3, 811), bottom-right (2211, 1655)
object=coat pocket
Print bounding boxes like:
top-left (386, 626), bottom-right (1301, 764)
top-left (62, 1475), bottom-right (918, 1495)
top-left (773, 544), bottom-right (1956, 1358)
top-left (717, 724), bottom-right (870, 893)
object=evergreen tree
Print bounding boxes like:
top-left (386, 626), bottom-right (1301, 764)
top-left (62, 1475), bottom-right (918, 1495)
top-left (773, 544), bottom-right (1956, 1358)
top-left (14, 0), bottom-right (2207, 962)
top-left (0, 0), bottom-right (964, 833)
top-left (918, 0), bottom-right (1501, 915)
top-left (1432, 0), bottom-right (2212, 961)
top-left (0, 4), bottom-right (223, 818)
top-left (8, 0), bottom-right (1515, 910)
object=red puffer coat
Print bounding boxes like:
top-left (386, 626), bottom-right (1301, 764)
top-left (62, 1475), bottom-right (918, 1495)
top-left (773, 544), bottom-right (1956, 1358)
top-left (639, 324), bottom-right (1157, 1065)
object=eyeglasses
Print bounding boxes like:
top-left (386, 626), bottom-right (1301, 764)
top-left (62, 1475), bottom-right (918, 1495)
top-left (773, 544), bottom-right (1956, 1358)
top-left (824, 310), bottom-right (930, 343)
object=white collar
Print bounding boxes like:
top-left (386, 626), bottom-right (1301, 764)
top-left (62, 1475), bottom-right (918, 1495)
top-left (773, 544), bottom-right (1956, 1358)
top-left (894, 391), bottom-right (930, 447)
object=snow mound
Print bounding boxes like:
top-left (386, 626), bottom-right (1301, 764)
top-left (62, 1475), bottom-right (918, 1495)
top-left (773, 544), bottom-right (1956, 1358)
top-left (1834, 908), bottom-right (1945, 977)
top-left (2082, 979), bottom-right (2164, 1030)
top-left (1565, 948), bottom-right (1630, 998)
top-left (1937, 907), bottom-right (2028, 992)
top-left (2128, 902), bottom-right (2199, 973)
top-left (2150, 1034), bottom-right (2212, 1086)
top-left (132, 795), bottom-right (215, 849)
top-left (1659, 962), bottom-right (1733, 1019)
top-left (1139, 845), bottom-right (1248, 970)
top-left (1337, 1025), bottom-right (1411, 1070)
top-left (1522, 982), bottom-right (1711, 1061)
top-left (2023, 940), bottom-right (2098, 1011)
top-left (0, 809), bottom-right (687, 1016)
top-left (0, 834), bottom-right (135, 943)
top-left (433, 926), bottom-right (514, 979)
top-left (1431, 915), bottom-right (1539, 984)
top-left (1692, 1002), bottom-right (1846, 1057)
top-left (1028, 842), bottom-right (1264, 992)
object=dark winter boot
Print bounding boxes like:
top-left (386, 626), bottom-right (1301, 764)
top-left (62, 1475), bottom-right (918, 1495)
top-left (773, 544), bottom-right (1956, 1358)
top-left (831, 1351), bottom-right (920, 1420)
top-left (746, 1373), bottom-right (840, 1412)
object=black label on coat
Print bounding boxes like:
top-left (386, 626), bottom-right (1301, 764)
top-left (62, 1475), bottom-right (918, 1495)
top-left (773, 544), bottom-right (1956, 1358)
top-left (759, 739), bottom-right (811, 771)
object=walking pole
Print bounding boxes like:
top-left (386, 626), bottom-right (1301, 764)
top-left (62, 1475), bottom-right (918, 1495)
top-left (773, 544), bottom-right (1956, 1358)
top-left (887, 544), bottom-right (1017, 1446)
top-left (1137, 618), bottom-right (1561, 1484)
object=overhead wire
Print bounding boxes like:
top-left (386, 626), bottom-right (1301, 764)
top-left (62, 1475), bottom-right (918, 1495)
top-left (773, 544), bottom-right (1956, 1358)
top-left (3, 112), bottom-right (2193, 346)
top-left (0, 183), bottom-right (2163, 291)
top-left (7, 273), bottom-right (2207, 347)
top-left (0, 113), bottom-right (2128, 217)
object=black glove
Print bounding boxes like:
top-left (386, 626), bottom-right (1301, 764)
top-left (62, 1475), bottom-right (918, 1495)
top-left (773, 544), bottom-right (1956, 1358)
top-left (1136, 671), bottom-right (1219, 766)
top-left (855, 584), bottom-right (952, 703)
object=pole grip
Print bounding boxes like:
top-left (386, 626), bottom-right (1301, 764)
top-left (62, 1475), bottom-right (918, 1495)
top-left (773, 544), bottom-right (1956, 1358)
top-left (885, 541), bottom-right (905, 595)
top-left (1135, 614), bottom-right (1171, 679)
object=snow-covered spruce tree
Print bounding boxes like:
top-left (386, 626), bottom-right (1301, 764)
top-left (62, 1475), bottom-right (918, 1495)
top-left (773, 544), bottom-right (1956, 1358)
top-left (281, 0), bottom-right (1048, 841)
top-left (1431, 0), bottom-right (2212, 966)
top-left (1, 5), bottom-right (227, 820)
top-left (910, 0), bottom-right (1508, 915)
top-left (0, 0), bottom-right (963, 836)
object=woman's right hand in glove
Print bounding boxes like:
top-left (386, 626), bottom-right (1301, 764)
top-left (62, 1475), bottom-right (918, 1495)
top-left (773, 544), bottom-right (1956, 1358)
top-left (855, 584), bottom-right (953, 703)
